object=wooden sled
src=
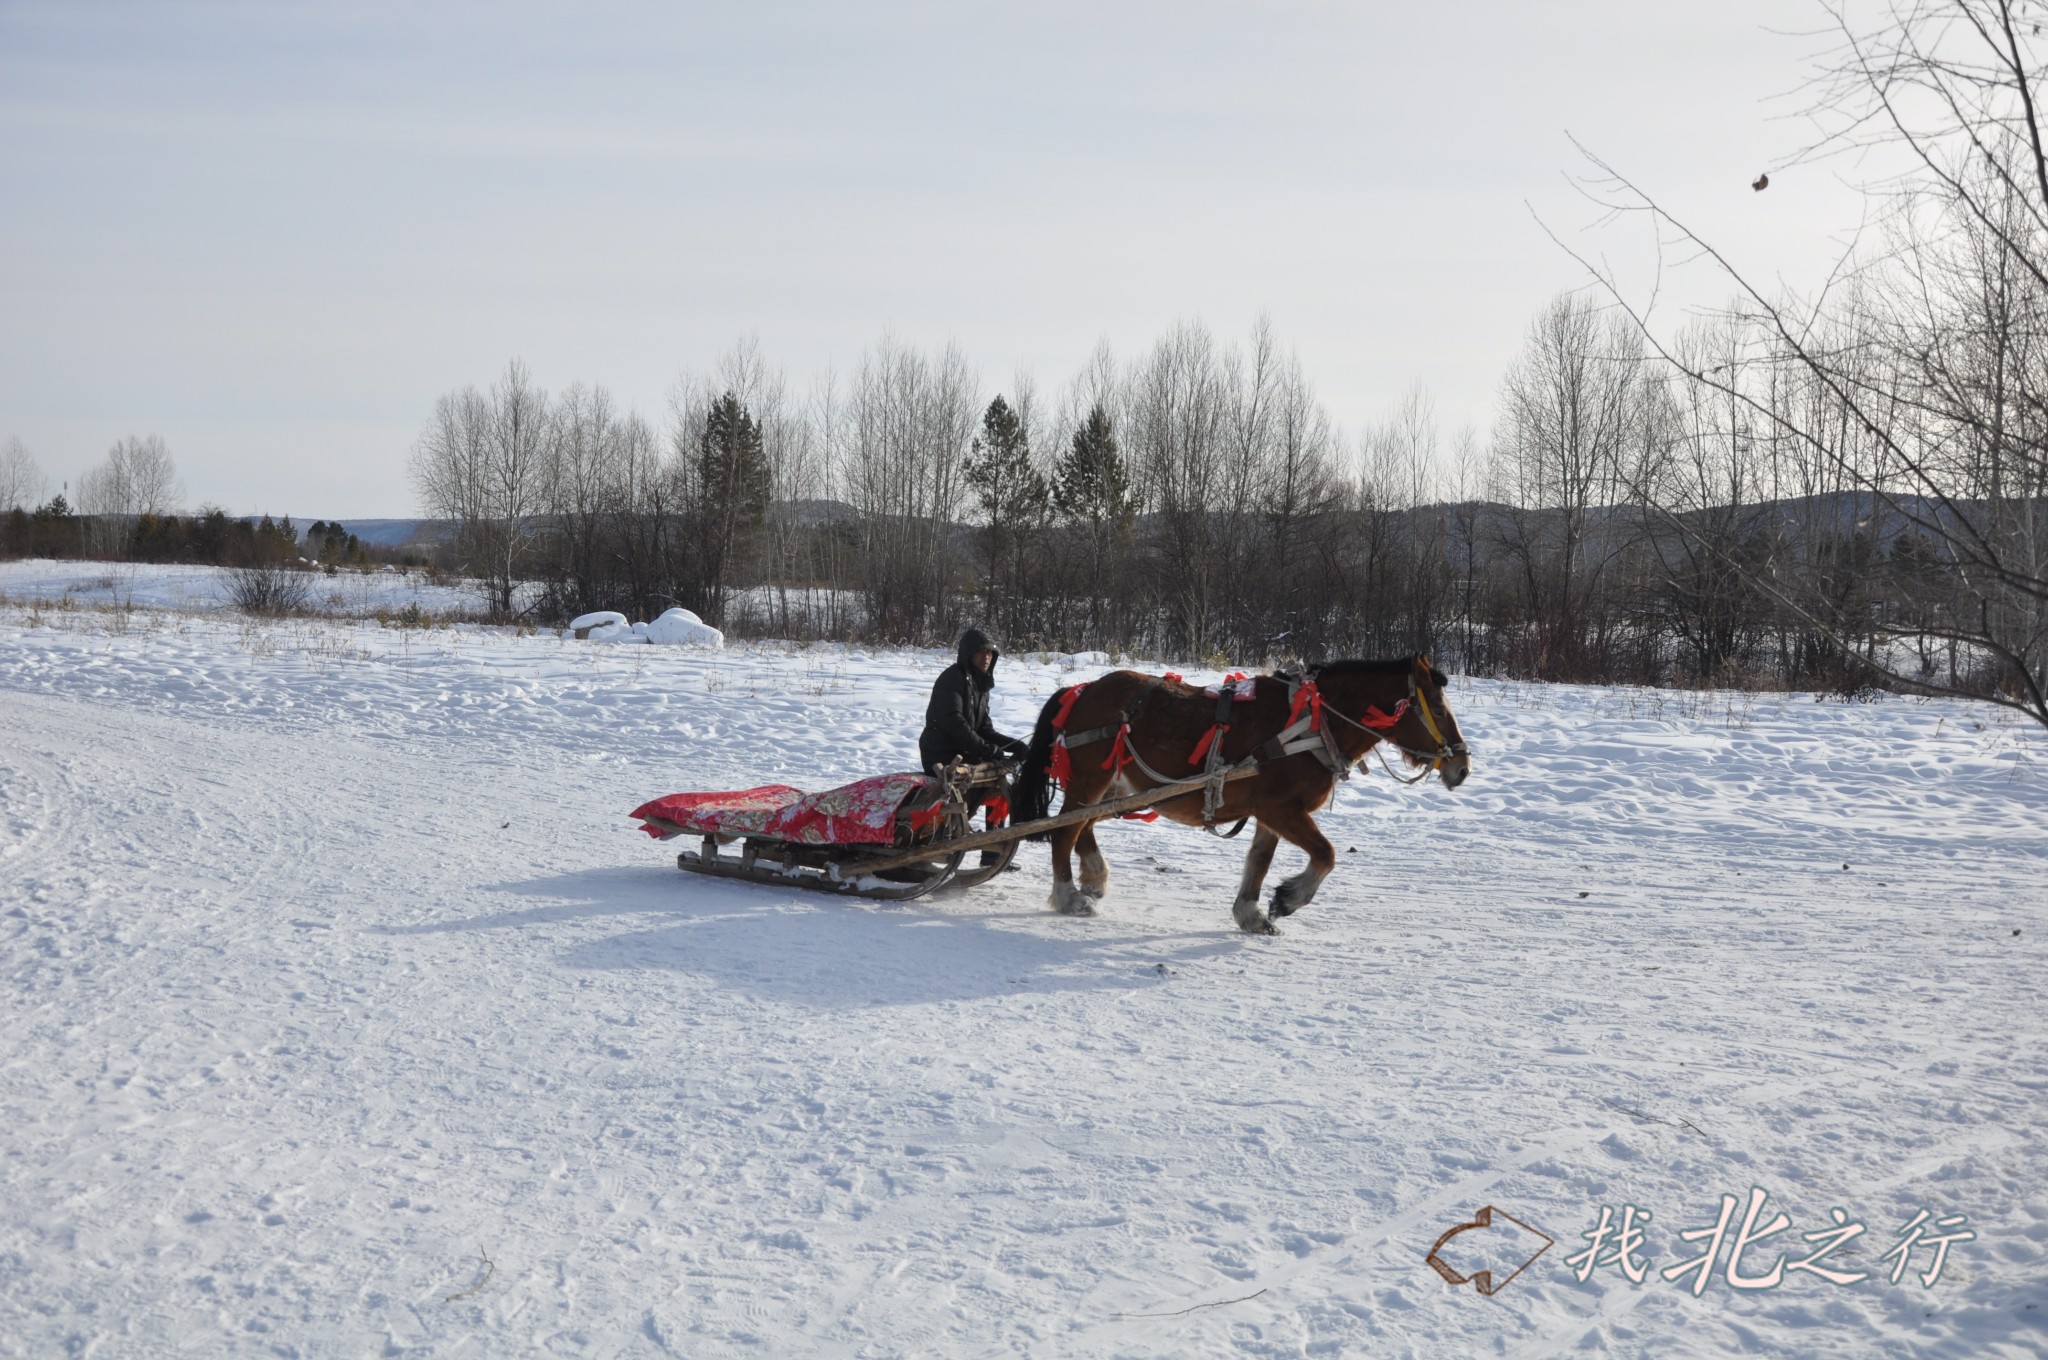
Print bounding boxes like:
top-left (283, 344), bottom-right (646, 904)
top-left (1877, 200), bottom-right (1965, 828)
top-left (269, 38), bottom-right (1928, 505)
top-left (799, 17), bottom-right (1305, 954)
top-left (632, 759), bottom-right (1262, 903)
top-left (633, 760), bottom-right (1019, 902)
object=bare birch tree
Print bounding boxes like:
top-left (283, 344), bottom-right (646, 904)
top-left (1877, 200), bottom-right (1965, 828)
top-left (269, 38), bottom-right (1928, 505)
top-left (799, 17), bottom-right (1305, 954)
top-left (75, 434), bottom-right (182, 556)
top-left (1563, 0), bottom-right (2048, 725)
top-left (0, 437), bottom-right (46, 512)
top-left (410, 361), bottom-right (549, 618)
top-left (1491, 294), bottom-right (1650, 678)
top-left (1126, 320), bottom-right (1229, 653)
top-left (847, 336), bottom-right (978, 639)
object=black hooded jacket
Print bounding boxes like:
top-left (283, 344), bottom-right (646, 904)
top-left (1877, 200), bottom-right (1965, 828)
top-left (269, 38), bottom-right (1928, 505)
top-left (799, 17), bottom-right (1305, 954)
top-left (918, 627), bottom-right (1017, 770)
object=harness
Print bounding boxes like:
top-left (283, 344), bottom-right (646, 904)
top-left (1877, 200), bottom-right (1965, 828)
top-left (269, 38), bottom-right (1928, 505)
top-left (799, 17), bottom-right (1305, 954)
top-left (1045, 665), bottom-right (1466, 834)
top-left (1050, 676), bottom-right (1171, 823)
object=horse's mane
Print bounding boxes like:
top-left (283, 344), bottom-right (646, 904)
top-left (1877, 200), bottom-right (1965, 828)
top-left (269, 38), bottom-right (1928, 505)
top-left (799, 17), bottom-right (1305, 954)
top-left (1304, 656), bottom-right (1421, 678)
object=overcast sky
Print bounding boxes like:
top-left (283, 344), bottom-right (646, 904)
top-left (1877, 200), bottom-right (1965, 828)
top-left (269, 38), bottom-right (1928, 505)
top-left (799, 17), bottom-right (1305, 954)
top-left (0, 1), bottom-right (1874, 518)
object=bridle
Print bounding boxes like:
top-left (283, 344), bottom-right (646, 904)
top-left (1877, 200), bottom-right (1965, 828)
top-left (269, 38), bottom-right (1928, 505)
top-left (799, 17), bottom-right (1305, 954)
top-left (1316, 664), bottom-right (1468, 783)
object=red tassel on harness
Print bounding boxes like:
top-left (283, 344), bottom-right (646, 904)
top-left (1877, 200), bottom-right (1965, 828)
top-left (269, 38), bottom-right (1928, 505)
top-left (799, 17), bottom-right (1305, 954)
top-left (1046, 683), bottom-right (1088, 789)
top-left (983, 796), bottom-right (1010, 826)
top-left (1287, 680), bottom-right (1324, 730)
top-left (1358, 698), bottom-right (1410, 729)
top-left (1103, 725), bottom-right (1134, 775)
top-left (1051, 684), bottom-right (1086, 729)
top-left (1189, 724), bottom-right (1224, 767)
top-left (909, 802), bottom-right (947, 833)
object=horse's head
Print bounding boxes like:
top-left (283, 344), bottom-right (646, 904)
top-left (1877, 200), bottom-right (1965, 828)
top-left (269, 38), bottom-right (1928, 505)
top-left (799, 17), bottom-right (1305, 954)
top-left (1313, 655), bottom-right (1470, 789)
top-left (1406, 656), bottom-right (1470, 789)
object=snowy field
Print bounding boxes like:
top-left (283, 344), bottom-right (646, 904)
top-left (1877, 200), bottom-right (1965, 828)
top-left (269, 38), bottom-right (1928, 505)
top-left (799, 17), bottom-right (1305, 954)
top-left (2, 582), bottom-right (2046, 1358)
top-left (0, 559), bottom-right (487, 619)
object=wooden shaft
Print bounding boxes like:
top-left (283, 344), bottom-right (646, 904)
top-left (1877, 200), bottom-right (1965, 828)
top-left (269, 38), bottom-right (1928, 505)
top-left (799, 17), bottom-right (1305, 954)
top-left (844, 766), bottom-right (1261, 875)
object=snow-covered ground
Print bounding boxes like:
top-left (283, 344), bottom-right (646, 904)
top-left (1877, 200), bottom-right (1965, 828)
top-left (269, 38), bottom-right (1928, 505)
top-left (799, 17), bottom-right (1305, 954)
top-left (0, 559), bottom-right (486, 619)
top-left (2, 581), bottom-right (2045, 1358)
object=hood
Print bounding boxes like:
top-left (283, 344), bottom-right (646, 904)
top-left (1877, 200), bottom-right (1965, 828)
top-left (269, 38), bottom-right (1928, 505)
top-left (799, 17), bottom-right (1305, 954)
top-left (956, 627), bottom-right (999, 665)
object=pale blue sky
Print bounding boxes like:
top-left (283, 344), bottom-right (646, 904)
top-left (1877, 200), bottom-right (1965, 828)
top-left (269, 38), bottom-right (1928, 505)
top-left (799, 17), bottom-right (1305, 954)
top-left (1, 1), bottom-right (1867, 517)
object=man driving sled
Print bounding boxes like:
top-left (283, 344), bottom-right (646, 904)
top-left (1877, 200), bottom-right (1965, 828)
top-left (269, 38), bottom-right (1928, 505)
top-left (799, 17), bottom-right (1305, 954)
top-left (920, 627), bottom-right (1026, 868)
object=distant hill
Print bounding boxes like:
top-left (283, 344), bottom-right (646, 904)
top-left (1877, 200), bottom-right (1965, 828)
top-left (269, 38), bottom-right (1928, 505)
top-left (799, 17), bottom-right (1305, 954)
top-left (280, 518), bottom-right (455, 548)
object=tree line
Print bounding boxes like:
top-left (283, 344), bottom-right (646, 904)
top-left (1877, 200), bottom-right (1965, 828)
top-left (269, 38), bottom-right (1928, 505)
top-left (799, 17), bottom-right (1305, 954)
top-left (399, 299), bottom-right (2012, 709)
top-left (0, 435), bottom-right (383, 570)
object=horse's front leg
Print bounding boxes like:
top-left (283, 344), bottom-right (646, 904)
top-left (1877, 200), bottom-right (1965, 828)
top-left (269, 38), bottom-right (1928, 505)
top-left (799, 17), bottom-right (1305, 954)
top-left (1047, 821), bottom-right (1096, 916)
top-left (1076, 823), bottom-right (1110, 900)
top-left (1233, 824), bottom-right (1283, 934)
top-left (1261, 804), bottom-right (1337, 919)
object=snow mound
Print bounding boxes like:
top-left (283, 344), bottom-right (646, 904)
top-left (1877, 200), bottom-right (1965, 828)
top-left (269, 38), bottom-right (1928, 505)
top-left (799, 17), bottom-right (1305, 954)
top-left (646, 607), bottom-right (723, 648)
top-left (560, 607), bottom-right (723, 647)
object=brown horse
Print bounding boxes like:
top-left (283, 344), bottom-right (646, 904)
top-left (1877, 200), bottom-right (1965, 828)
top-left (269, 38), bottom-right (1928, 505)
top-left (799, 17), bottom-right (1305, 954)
top-left (1010, 656), bottom-right (1470, 933)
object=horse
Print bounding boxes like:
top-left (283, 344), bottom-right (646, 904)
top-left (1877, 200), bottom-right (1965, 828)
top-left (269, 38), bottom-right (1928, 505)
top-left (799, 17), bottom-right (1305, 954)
top-left (1010, 656), bottom-right (1470, 934)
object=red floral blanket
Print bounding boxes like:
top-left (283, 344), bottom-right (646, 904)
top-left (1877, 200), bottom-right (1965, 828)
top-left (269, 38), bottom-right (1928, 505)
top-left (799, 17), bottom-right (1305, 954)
top-left (632, 772), bottom-right (933, 846)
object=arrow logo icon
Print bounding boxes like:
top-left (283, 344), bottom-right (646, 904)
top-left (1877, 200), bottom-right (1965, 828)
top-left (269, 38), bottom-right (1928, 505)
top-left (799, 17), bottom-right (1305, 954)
top-left (1426, 1205), bottom-right (1556, 1297)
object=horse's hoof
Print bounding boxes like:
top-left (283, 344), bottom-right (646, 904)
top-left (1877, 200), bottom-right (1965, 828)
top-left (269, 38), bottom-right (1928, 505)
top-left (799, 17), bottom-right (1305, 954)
top-left (1078, 882), bottom-right (1106, 901)
top-left (1238, 913), bottom-right (1279, 935)
top-left (1050, 884), bottom-right (1097, 917)
top-left (1271, 877), bottom-right (1318, 917)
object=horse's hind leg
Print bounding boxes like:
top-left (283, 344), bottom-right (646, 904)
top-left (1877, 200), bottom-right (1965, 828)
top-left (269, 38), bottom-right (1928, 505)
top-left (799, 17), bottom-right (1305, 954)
top-left (1077, 823), bottom-right (1109, 900)
top-left (1262, 805), bottom-right (1337, 919)
top-left (1048, 821), bottom-right (1096, 917)
top-left (1232, 824), bottom-right (1283, 934)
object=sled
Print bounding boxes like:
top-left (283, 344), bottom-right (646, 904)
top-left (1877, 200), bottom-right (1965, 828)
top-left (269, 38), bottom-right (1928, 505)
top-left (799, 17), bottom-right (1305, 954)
top-left (631, 758), bottom-right (1260, 902)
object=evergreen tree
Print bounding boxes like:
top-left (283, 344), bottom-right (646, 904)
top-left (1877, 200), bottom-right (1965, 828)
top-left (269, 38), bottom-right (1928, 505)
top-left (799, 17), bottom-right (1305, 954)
top-left (696, 391), bottom-right (773, 623)
top-left (1052, 405), bottom-right (1135, 641)
top-left (965, 396), bottom-right (1046, 527)
top-left (1052, 404), bottom-right (1133, 529)
top-left (965, 395), bottom-right (1049, 631)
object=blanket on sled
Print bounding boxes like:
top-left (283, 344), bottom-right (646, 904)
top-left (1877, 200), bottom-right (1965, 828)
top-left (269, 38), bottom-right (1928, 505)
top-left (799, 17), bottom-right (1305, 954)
top-left (631, 772), bottom-right (933, 846)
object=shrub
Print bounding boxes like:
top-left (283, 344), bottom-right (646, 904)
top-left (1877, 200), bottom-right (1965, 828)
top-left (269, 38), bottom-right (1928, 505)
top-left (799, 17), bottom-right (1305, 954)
top-left (226, 563), bottom-right (311, 617)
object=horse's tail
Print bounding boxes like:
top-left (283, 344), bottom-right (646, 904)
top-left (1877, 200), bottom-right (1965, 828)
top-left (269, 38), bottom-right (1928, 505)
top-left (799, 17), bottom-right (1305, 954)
top-left (1010, 687), bottom-right (1072, 836)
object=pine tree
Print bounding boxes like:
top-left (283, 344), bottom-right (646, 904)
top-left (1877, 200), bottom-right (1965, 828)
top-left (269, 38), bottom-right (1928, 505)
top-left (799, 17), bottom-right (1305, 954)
top-left (1052, 404), bottom-right (1133, 530)
top-left (965, 396), bottom-right (1049, 631)
top-left (1053, 405), bottom-right (1135, 641)
top-left (696, 391), bottom-right (773, 623)
top-left (965, 396), bottom-right (1045, 526)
